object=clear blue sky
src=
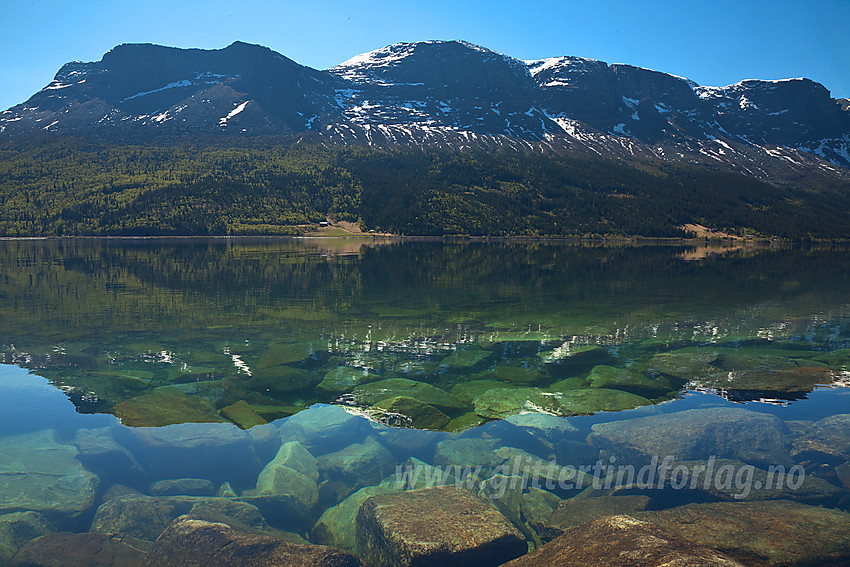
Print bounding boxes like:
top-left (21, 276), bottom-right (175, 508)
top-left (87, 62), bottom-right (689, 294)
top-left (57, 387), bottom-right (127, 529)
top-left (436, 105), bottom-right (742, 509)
top-left (2, 0), bottom-right (848, 111)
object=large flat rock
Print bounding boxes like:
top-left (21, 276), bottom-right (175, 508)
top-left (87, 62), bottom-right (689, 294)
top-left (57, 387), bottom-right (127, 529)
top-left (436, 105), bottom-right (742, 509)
top-left (0, 430), bottom-right (99, 525)
top-left (636, 500), bottom-right (850, 566)
top-left (355, 486), bottom-right (526, 567)
top-left (502, 515), bottom-right (744, 566)
top-left (142, 516), bottom-right (359, 567)
top-left (588, 407), bottom-right (792, 468)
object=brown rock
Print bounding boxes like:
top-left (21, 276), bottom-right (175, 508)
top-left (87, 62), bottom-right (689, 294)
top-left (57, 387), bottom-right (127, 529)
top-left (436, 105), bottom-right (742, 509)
top-left (539, 494), bottom-right (650, 540)
top-left (636, 500), bottom-right (850, 566)
top-left (503, 515), bottom-right (744, 567)
top-left (10, 532), bottom-right (149, 567)
top-left (355, 486), bottom-right (526, 567)
top-left (142, 516), bottom-right (359, 567)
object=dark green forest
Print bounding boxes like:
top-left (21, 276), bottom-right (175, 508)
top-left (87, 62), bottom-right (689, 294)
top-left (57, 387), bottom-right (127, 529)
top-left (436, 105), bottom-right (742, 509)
top-left (1, 137), bottom-right (849, 238)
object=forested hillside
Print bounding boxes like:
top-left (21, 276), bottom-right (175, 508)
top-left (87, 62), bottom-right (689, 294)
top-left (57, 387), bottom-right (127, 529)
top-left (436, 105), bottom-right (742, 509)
top-left (2, 138), bottom-right (849, 239)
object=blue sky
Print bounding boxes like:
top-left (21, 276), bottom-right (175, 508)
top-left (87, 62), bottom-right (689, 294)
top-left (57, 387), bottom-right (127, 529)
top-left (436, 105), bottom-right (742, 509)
top-left (1, 0), bottom-right (848, 111)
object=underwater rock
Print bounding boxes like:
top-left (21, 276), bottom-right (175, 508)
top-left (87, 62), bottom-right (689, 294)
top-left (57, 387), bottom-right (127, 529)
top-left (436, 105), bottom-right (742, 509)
top-left (485, 365), bottom-right (548, 385)
top-left (537, 344), bottom-right (604, 364)
top-left (219, 401), bottom-right (267, 429)
top-left (114, 422), bottom-right (261, 488)
top-left (256, 463), bottom-right (319, 510)
top-left (390, 457), bottom-right (458, 491)
top-left (504, 413), bottom-right (578, 442)
top-left (636, 500), bottom-right (850, 566)
top-left (10, 532), bottom-right (150, 567)
top-left (372, 425), bottom-right (442, 455)
top-left (643, 350), bottom-right (719, 380)
top-left (317, 367), bottom-right (379, 393)
top-left (659, 459), bottom-right (846, 505)
top-left (434, 437), bottom-right (499, 469)
top-left (356, 486), bottom-right (526, 567)
top-left (588, 407), bottom-right (793, 468)
top-left (0, 430), bottom-right (99, 526)
top-left (451, 380), bottom-right (510, 404)
top-left (245, 365), bottom-right (319, 394)
top-left (72, 427), bottom-right (142, 485)
top-left (370, 396), bottom-right (451, 430)
top-left (351, 379), bottom-right (465, 412)
top-left (585, 364), bottom-right (679, 398)
top-left (317, 437), bottom-right (395, 493)
top-left (439, 348), bottom-right (492, 369)
top-left (693, 367), bottom-right (837, 395)
top-left (234, 495), bottom-right (311, 533)
top-left (256, 342), bottom-right (315, 368)
top-left (539, 495), bottom-right (651, 540)
top-left (216, 483), bottom-right (238, 498)
top-left (90, 496), bottom-right (269, 542)
top-left (143, 516), bottom-right (360, 567)
top-left (264, 440), bottom-right (319, 481)
top-left (519, 487), bottom-right (561, 538)
top-left (473, 387), bottom-right (563, 419)
top-left (791, 413), bottom-right (850, 463)
top-left (279, 405), bottom-right (371, 455)
top-left (0, 512), bottom-right (55, 563)
top-left (113, 386), bottom-right (225, 427)
top-left (148, 479), bottom-right (216, 497)
top-left (553, 388), bottom-right (652, 415)
top-left (503, 515), bottom-right (744, 567)
top-left (444, 412), bottom-right (487, 432)
top-left (311, 485), bottom-right (400, 551)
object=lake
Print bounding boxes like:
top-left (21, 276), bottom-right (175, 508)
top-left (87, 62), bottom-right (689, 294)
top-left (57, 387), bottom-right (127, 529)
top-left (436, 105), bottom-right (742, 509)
top-left (1, 238), bottom-right (849, 565)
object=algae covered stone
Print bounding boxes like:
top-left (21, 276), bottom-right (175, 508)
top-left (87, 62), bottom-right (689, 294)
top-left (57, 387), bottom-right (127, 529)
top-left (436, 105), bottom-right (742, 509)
top-left (311, 485), bottom-right (399, 551)
top-left (351, 379), bottom-right (465, 412)
top-left (317, 367), bottom-right (378, 393)
top-left (369, 396), bottom-right (451, 430)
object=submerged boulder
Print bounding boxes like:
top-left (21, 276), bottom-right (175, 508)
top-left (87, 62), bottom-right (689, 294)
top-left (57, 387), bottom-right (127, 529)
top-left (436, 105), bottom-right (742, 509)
top-left (317, 437), bottom-right (395, 492)
top-left (10, 532), bottom-right (149, 567)
top-left (149, 479), bottom-right (215, 497)
top-left (311, 485), bottom-right (399, 551)
top-left (351, 379), bottom-right (465, 413)
top-left (791, 413), bottom-right (850, 463)
top-left (356, 487), bottom-right (526, 567)
top-left (90, 496), bottom-right (269, 542)
top-left (143, 516), bottom-right (359, 567)
top-left (539, 495), bottom-right (651, 540)
top-left (503, 515), bottom-right (744, 566)
top-left (0, 512), bottom-right (56, 563)
top-left (369, 396), bottom-right (451, 430)
top-left (279, 405), bottom-right (372, 454)
top-left (636, 500), bottom-right (850, 566)
top-left (0, 430), bottom-right (99, 526)
top-left (588, 407), bottom-right (793, 468)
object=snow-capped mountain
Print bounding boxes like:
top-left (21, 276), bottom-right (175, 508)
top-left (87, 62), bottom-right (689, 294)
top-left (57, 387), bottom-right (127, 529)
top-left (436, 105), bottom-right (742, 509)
top-left (2, 40), bottom-right (849, 180)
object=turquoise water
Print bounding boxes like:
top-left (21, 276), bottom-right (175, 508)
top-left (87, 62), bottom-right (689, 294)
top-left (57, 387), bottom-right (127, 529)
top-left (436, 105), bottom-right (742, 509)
top-left (1, 239), bottom-right (849, 564)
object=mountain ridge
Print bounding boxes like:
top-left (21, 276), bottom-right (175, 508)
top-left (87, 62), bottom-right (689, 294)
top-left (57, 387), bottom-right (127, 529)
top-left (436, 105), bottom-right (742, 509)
top-left (1, 39), bottom-right (848, 186)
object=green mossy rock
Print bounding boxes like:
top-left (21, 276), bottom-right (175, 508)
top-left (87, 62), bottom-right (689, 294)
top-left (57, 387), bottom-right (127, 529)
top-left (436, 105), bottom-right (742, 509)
top-left (311, 484), bottom-right (399, 551)
top-left (113, 387), bottom-right (224, 427)
top-left (440, 349), bottom-right (493, 369)
top-left (585, 365), bottom-right (679, 398)
top-left (473, 387), bottom-right (563, 419)
top-left (317, 366), bottom-right (378, 393)
top-left (219, 400), bottom-right (267, 429)
top-left (351, 378), bottom-right (465, 412)
top-left (370, 396), bottom-right (451, 430)
top-left (451, 380), bottom-right (510, 404)
top-left (256, 343), bottom-right (315, 368)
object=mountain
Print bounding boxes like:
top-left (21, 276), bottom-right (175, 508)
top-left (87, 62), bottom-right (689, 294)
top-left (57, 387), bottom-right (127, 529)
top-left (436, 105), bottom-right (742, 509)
top-left (2, 40), bottom-right (849, 179)
top-left (1, 41), bottom-right (850, 239)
